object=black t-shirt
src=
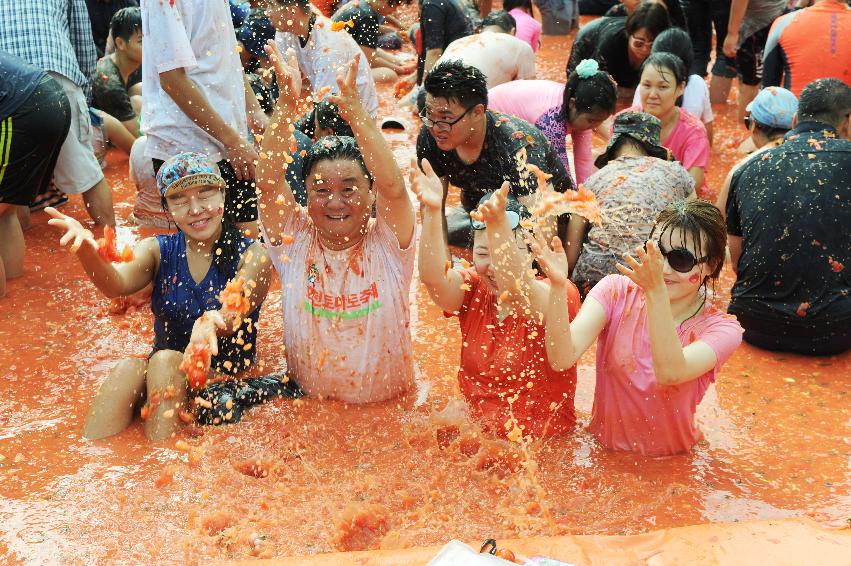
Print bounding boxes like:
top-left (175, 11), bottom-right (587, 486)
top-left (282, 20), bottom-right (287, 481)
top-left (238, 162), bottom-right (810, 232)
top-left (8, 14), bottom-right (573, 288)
top-left (565, 16), bottom-right (641, 89)
top-left (417, 0), bottom-right (473, 81)
top-left (416, 111), bottom-right (573, 211)
top-left (726, 122), bottom-right (851, 336)
top-left (0, 51), bottom-right (46, 117)
top-left (332, 1), bottom-right (382, 49)
top-left (91, 56), bottom-right (136, 122)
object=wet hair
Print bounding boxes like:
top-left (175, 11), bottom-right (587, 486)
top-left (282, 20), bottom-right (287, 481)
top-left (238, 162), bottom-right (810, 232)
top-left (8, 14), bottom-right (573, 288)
top-left (797, 78), bottom-right (851, 129)
top-left (650, 28), bottom-right (694, 78)
top-left (641, 52), bottom-right (687, 106)
top-left (110, 7), bottom-right (141, 42)
top-left (423, 60), bottom-right (488, 110)
top-left (303, 135), bottom-right (372, 188)
top-left (502, 0), bottom-right (534, 14)
top-left (315, 101), bottom-right (355, 138)
top-left (481, 10), bottom-right (516, 33)
top-left (649, 199), bottom-right (727, 280)
top-left (625, 2), bottom-right (671, 39)
top-left (560, 68), bottom-right (617, 122)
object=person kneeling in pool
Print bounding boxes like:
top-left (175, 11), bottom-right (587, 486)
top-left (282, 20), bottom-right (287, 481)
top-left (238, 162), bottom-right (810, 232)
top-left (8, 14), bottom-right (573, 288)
top-left (529, 199), bottom-right (743, 456)
top-left (414, 162), bottom-right (581, 440)
top-left (255, 43), bottom-right (416, 403)
top-left (47, 153), bottom-right (293, 442)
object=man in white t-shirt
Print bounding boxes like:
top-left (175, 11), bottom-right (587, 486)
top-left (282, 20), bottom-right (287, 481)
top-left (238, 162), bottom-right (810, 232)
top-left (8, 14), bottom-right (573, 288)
top-left (264, 0), bottom-right (379, 118)
top-left (435, 10), bottom-right (536, 89)
top-left (140, 0), bottom-right (267, 230)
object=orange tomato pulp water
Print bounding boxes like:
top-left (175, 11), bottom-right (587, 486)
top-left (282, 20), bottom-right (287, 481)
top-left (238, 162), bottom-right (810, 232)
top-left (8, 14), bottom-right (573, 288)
top-left (1, 26), bottom-right (849, 564)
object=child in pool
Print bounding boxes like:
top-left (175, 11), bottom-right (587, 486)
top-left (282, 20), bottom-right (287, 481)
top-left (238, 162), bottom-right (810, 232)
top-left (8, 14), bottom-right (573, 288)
top-left (46, 152), bottom-right (276, 442)
top-left (255, 43), bottom-right (416, 403)
top-left (529, 199), bottom-right (743, 455)
top-left (413, 162), bottom-right (581, 440)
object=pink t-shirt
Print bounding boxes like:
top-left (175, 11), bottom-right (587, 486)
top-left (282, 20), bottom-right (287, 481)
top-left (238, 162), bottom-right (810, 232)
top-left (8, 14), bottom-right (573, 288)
top-left (262, 210), bottom-right (416, 403)
top-left (489, 80), bottom-right (595, 184)
top-left (509, 8), bottom-right (541, 53)
top-left (620, 106), bottom-right (711, 197)
top-left (586, 275), bottom-right (743, 456)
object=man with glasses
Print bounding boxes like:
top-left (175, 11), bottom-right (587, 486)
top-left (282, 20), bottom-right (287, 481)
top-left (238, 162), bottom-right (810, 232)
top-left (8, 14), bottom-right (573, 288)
top-left (415, 60), bottom-right (572, 246)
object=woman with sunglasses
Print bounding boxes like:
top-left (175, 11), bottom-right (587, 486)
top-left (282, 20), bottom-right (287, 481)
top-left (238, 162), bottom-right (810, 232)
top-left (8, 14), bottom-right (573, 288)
top-left (565, 3), bottom-right (671, 99)
top-left (413, 161), bottom-right (582, 441)
top-left (530, 199), bottom-right (743, 455)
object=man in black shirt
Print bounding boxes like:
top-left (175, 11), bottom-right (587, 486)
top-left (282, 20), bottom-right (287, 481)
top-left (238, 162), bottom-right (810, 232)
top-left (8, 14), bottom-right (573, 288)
top-left (418, 0), bottom-right (474, 83)
top-left (416, 60), bottom-right (572, 245)
top-left (726, 78), bottom-right (851, 355)
top-left (332, 0), bottom-right (415, 82)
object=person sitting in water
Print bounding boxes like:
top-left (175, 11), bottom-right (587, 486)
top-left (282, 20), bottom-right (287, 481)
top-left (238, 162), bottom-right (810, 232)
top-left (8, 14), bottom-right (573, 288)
top-left (716, 86), bottom-right (798, 217)
top-left (569, 111), bottom-right (695, 295)
top-left (45, 152), bottom-right (297, 442)
top-left (488, 59), bottom-right (617, 186)
top-left (566, 3), bottom-right (671, 99)
top-left (331, 0), bottom-right (417, 83)
top-left (434, 10), bottom-right (537, 89)
top-left (256, 43), bottom-right (417, 402)
top-left (529, 199), bottom-right (743, 456)
top-left (416, 60), bottom-right (572, 247)
top-left (620, 52), bottom-right (712, 198)
top-left (414, 167), bottom-right (581, 439)
top-left (632, 27), bottom-right (716, 144)
top-left (265, 0), bottom-right (380, 118)
top-left (726, 78), bottom-right (851, 356)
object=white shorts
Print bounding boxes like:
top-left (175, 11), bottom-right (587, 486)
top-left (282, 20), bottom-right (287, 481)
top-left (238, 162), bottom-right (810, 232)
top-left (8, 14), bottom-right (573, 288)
top-left (49, 72), bottom-right (104, 195)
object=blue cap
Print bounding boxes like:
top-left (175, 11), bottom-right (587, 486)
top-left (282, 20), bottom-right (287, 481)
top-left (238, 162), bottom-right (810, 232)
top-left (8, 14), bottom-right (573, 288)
top-left (746, 87), bottom-right (798, 129)
top-left (230, 0), bottom-right (250, 29)
top-left (237, 15), bottom-right (276, 59)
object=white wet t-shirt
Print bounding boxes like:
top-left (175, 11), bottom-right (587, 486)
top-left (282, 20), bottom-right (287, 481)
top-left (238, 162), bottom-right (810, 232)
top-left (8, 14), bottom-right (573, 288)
top-left (262, 210), bottom-right (415, 403)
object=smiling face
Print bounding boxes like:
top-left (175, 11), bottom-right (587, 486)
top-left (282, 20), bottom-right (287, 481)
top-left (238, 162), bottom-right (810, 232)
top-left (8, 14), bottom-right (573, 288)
top-left (639, 63), bottom-right (684, 119)
top-left (472, 228), bottom-right (529, 294)
top-left (655, 225), bottom-right (716, 302)
top-left (165, 184), bottom-right (225, 242)
top-left (306, 159), bottom-right (374, 248)
top-left (422, 95), bottom-right (483, 152)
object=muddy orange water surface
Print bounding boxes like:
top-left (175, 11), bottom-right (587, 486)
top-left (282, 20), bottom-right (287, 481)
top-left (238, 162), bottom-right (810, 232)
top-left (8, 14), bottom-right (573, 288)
top-left (1, 23), bottom-right (849, 565)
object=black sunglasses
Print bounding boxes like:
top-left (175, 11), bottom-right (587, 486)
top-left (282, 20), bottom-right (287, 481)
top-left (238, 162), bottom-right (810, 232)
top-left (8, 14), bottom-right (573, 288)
top-left (743, 116), bottom-right (752, 129)
top-left (647, 241), bottom-right (710, 273)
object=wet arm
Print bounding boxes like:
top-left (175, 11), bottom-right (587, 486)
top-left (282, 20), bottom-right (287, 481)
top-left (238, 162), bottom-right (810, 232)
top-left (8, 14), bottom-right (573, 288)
top-left (78, 237), bottom-right (159, 299)
top-left (545, 293), bottom-right (606, 371)
top-left (419, 205), bottom-right (465, 313)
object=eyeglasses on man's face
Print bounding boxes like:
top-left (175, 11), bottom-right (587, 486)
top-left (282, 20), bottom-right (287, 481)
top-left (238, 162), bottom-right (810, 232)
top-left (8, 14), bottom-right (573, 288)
top-left (418, 105), bottom-right (475, 134)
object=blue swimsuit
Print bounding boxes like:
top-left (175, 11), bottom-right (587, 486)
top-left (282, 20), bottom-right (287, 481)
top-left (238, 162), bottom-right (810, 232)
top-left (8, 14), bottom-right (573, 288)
top-left (150, 232), bottom-right (260, 375)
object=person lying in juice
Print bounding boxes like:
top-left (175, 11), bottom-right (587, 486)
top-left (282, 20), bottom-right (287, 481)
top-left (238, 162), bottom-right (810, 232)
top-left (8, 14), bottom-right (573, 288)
top-left (413, 163), bottom-right (581, 440)
top-left (529, 199), bottom-right (743, 455)
top-left (255, 43), bottom-right (416, 403)
top-left (46, 152), bottom-right (280, 442)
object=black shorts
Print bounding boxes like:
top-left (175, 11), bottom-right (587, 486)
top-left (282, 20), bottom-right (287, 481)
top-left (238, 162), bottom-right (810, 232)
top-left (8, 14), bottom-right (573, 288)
top-left (152, 157), bottom-right (258, 223)
top-left (736, 25), bottom-right (772, 86)
top-left (0, 76), bottom-right (70, 206)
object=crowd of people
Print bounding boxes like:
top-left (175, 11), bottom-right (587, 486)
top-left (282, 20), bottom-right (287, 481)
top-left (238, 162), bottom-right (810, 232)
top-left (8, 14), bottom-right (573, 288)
top-left (0, 0), bottom-right (849, 456)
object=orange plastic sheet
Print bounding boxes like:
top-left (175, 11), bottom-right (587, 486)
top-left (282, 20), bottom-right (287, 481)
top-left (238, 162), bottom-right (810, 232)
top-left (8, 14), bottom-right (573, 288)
top-left (233, 519), bottom-right (850, 565)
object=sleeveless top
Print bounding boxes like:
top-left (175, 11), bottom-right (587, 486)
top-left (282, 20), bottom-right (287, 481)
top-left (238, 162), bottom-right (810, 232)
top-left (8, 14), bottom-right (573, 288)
top-left (151, 231), bottom-right (261, 376)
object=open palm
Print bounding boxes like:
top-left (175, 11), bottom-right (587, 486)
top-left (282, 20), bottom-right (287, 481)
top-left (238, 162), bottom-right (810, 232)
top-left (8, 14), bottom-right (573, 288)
top-left (410, 158), bottom-right (444, 210)
top-left (529, 230), bottom-right (569, 286)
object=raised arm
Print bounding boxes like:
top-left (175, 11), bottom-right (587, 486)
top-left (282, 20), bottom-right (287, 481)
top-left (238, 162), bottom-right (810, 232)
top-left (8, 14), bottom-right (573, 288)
top-left (528, 232), bottom-right (607, 371)
top-left (328, 54), bottom-right (415, 248)
top-left (617, 241), bottom-right (720, 385)
top-left (255, 42), bottom-right (305, 246)
top-left (45, 207), bottom-right (158, 299)
top-left (413, 158), bottom-right (465, 313)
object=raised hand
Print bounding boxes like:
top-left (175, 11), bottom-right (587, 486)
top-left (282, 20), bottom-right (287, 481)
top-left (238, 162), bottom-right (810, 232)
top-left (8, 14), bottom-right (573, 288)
top-left (528, 230), bottom-right (570, 287)
top-left (264, 40), bottom-right (302, 106)
top-left (410, 157), bottom-right (444, 211)
top-left (45, 207), bottom-right (98, 253)
top-left (617, 240), bottom-right (666, 294)
top-left (327, 53), bottom-right (363, 123)
top-left (472, 182), bottom-right (509, 225)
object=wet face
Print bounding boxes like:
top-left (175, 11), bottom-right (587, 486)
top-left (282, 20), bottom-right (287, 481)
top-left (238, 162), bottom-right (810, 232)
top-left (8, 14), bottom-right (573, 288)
top-left (627, 27), bottom-right (654, 65)
top-left (639, 64), bottom-right (684, 118)
top-left (306, 159), bottom-right (373, 247)
top-left (422, 95), bottom-right (483, 152)
top-left (117, 31), bottom-right (143, 65)
top-left (568, 102), bottom-right (612, 131)
top-left (655, 225), bottom-right (716, 302)
top-left (165, 184), bottom-right (225, 242)
top-left (472, 228), bottom-right (529, 294)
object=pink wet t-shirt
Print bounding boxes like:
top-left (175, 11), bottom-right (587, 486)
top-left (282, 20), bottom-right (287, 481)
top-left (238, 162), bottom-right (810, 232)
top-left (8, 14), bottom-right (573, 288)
top-left (509, 8), bottom-right (541, 53)
top-left (586, 275), bottom-right (743, 456)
